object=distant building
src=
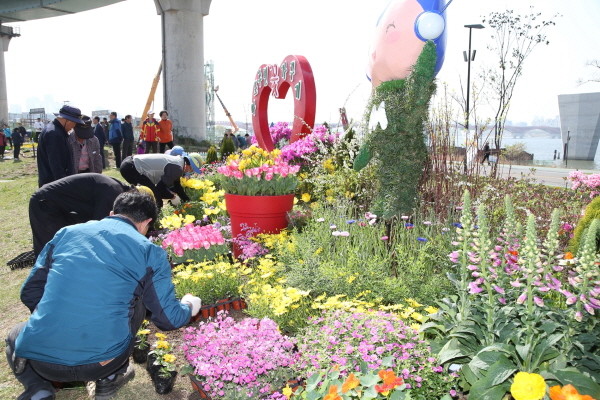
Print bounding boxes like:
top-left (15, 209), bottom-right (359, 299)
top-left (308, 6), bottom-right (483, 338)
top-left (558, 92), bottom-right (600, 161)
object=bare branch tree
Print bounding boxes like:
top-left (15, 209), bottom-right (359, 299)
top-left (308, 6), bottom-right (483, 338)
top-left (482, 6), bottom-right (559, 176)
top-left (577, 60), bottom-right (600, 85)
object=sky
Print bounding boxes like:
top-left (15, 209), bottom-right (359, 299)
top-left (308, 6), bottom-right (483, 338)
top-left (4, 0), bottom-right (600, 128)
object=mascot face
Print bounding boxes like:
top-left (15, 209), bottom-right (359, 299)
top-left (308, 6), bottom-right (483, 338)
top-left (367, 0), bottom-right (447, 87)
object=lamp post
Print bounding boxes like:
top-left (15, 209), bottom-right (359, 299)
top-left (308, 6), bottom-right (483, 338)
top-left (463, 23), bottom-right (484, 171)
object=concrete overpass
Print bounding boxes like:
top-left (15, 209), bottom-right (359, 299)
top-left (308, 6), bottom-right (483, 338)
top-left (0, 0), bottom-right (212, 140)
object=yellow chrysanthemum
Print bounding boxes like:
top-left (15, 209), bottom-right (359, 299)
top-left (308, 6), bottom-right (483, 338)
top-left (162, 354), bottom-right (176, 364)
top-left (137, 329), bottom-right (151, 336)
top-left (155, 333), bottom-right (167, 340)
top-left (156, 340), bottom-right (170, 349)
top-left (510, 372), bottom-right (546, 400)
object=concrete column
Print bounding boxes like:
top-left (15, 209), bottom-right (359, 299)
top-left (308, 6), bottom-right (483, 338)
top-left (154, 0), bottom-right (211, 141)
top-left (0, 25), bottom-right (17, 126)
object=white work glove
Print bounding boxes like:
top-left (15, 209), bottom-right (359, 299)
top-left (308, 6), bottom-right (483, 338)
top-left (170, 194), bottom-right (181, 207)
top-left (181, 294), bottom-right (201, 316)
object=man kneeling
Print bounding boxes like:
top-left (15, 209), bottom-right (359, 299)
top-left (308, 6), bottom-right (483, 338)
top-left (5, 191), bottom-right (201, 400)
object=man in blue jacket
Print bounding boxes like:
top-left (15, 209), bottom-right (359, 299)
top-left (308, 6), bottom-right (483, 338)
top-left (6, 191), bottom-right (201, 400)
top-left (37, 105), bottom-right (83, 187)
top-left (93, 116), bottom-right (107, 169)
top-left (108, 111), bottom-right (123, 169)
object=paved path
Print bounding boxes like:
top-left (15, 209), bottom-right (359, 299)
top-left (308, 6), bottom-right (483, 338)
top-left (479, 163), bottom-right (598, 188)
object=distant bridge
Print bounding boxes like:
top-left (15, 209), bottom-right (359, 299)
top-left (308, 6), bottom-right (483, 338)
top-left (502, 125), bottom-right (561, 139)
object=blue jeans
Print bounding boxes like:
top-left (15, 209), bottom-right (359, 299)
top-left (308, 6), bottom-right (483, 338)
top-left (5, 296), bottom-right (145, 399)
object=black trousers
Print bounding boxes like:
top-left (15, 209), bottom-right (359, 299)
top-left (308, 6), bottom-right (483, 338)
top-left (122, 140), bottom-right (133, 160)
top-left (144, 141), bottom-right (158, 154)
top-left (13, 144), bottom-right (21, 159)
top-left (159, 141), bottom-right (174, 154)
top-left (5, 297), bottom-right (145, 399)
top-left (119, 157), bottom-right (162, 208)
top-left (111, 143), bottom-right (122, 168)
top-left (29, 193), bottom-right (73, 257)
top-left (0, 145), bottom-right (5, 159)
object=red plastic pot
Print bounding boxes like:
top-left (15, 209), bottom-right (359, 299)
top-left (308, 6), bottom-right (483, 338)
top-left (189, 375), bottom-right (212, 399)
top-left (225, 193), bottom-right (295, 257)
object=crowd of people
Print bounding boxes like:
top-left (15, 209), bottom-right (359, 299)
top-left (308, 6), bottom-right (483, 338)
top-left (4, 104), bottom-right (206, 400)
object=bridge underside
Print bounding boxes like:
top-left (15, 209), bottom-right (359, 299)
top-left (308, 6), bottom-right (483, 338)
top-left (0, 0), bottom-right (124, 22)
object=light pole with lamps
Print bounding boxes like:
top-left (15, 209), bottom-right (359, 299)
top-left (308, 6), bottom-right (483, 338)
top-left (463, 23), bottom-right (484, 171)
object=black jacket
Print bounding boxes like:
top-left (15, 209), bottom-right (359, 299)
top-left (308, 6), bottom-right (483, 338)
top-left (36, 119), bottom-right (75, 187)
top-left (122, 121), bottom-right (134, 141)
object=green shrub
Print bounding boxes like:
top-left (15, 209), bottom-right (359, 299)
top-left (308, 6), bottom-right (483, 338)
top-left (570, 195), bottom-right (600, 253)
top-left (220, 137), bottom-right (235, 161)
top-left (205, 145), bottom-right (218, 164)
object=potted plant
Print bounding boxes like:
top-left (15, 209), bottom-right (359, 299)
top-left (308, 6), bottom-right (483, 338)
top-left (160, 222), bottom-right (228, 264)
top-left (132, 320), bottom-right (151, 364)
top-left (216, 146), bottom-right (300, 256)
top-left (151, 353), bottom-right (178, 395)
top-left (182, 312), bottom-right (299, 399)
top-left (147, 333), bottom-right (170, 377)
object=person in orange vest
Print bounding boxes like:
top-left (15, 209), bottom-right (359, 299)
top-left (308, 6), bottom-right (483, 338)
top-left (157, 110), bottom-right (174, 153)
top-left (139, 111), bottom-right (161, 154)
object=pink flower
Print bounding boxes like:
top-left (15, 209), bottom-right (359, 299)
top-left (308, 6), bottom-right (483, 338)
top-left (533, 297), bottom-right (544, 307)
top-left (516, 292), bottom-right (527, 305)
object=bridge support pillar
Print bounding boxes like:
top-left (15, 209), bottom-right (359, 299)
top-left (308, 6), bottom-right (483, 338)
top-left (0, 24), bottom-right (19, 126)
top-left (154, 0), bottom-right (211, 141)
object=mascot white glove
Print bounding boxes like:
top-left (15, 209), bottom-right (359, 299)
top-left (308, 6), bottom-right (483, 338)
top-left (170, 194), bottom-right (181, 207)
top-left (181, 294), bottom-right (201, 316)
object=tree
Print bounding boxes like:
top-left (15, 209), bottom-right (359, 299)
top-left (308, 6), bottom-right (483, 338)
top-left (483, 7), bottom-right (558, 176)
top-left (578, 60), bottom-right (600, 85)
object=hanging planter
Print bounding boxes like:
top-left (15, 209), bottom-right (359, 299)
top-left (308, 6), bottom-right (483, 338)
top-left (152, 371), bottom-right (178, 395)
top-left (225, 193), bottom-right (295, 257)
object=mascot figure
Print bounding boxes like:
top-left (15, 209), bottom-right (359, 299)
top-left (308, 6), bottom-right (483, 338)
top-left (355, 0), bottom-right (449, 219)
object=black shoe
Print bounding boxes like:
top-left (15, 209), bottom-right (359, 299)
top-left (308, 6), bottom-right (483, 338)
top-left (94, 364), bottom-right (135, 400)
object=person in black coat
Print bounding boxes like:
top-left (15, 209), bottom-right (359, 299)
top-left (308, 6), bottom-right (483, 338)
top-left (12, 123), bottom-right (26, 161)
top-left (93, 116), bottom-right (107, 169)
top-left (37, 106), bottom-right (84, 187)
top-left (29, 173), bottom-right (133, 256)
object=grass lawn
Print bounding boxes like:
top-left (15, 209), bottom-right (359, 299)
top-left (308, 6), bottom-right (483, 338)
top-left (0, 148), bottom-right (202, 399)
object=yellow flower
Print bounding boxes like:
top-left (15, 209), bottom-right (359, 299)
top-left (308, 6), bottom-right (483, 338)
top-left (137, 329), bottom-right (151, 336)
top-left (510, 372), bottom-right (546, 400)
top-left (155, 333), bottom-right (167, 340)
top-left (301, 193), bottom-right (311, 203)
top-left (162, 354), bottom-right (176, 363)
top-left (156, 340), bottom-right (170, 349)
top-left (406, 298), bottom-right (423, 308)
top-left (425, 306), bottom-right (439, 314)
top-left (282, 385), bottom-right (293, 398)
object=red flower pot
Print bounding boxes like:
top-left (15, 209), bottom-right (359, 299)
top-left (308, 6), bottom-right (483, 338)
top-left (217, 298), bottom-right (232, 312)
top-left (231, 298), bottom-right (242, 310)
top-left (225, 193), bottom-right (295, 257)
top-left (189, 375), bottom-right (212, 400)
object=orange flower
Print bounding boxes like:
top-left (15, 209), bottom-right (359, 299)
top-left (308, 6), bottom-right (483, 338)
top-left (378, 369), bottom-right (404, 387)
top-left (342, 373), bottom-right (360, 393)
top-left (323, 385), bottom-right (341, 400)
top-left (509, 250), bottom-right (519, 256)
top-left (564, 252), bottom-right (574, 260)
top-left (549, 384), bottom-right (595, 400)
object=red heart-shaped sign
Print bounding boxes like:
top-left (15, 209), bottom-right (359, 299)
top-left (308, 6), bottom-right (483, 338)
top-left (251, 55), bottom-right (316, 151)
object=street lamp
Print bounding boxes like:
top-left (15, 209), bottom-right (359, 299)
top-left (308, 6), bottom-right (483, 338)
top-left (463, 23), bottom-right (484, 171)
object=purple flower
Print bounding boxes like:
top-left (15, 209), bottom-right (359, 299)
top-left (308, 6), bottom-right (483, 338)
top-left (346, 219), bottom-right (356, 224)
top-left (453, 223), bottom-right (463, 228)
top-left (516, 292), bottom-right (527, 304)
top-left (534, 297), bottom-right (544, 307)
top-left (417, 237), bottom-right (428, 242)
top-left (468, 282), bottom-right (483, 294)
top-left (405, 223), bottom-right (414, 228)
top-left (381, 236), bottom-right (389, 241)
top-left (493, 285), bottom-right (505, 295)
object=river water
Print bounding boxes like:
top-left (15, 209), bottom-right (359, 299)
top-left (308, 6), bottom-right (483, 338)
top-left (455, 135), bottom-right (600, 171)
